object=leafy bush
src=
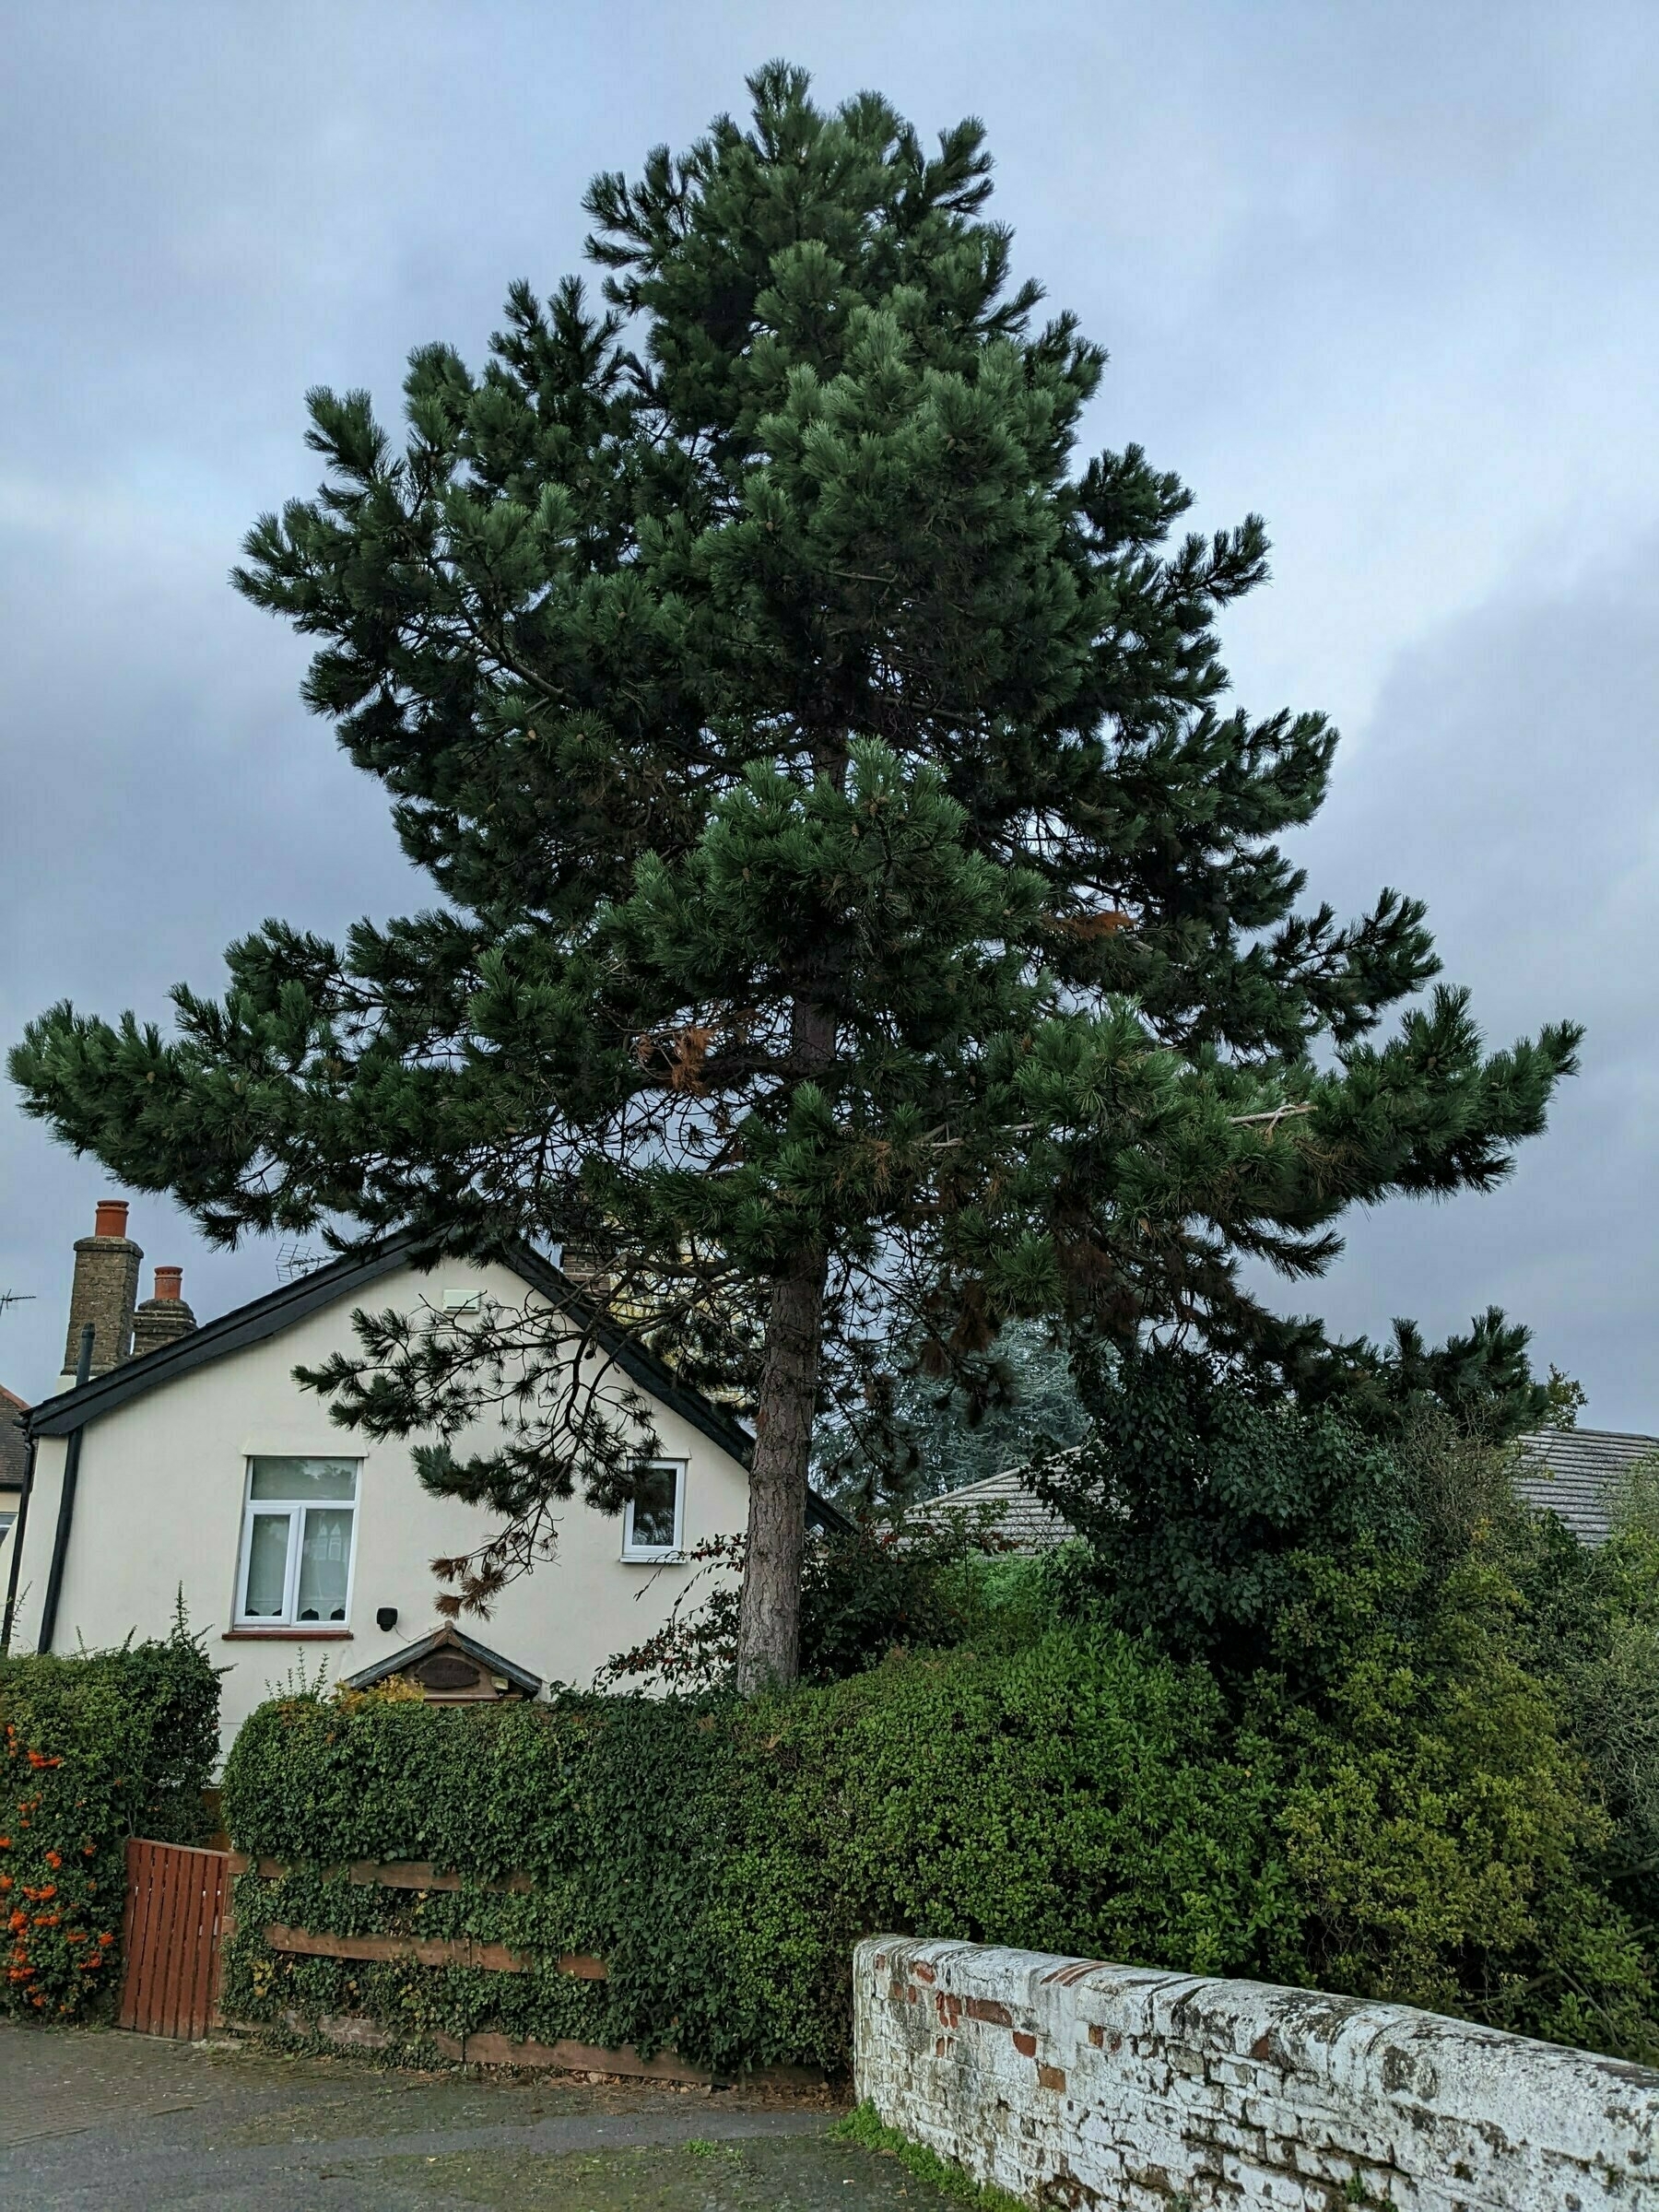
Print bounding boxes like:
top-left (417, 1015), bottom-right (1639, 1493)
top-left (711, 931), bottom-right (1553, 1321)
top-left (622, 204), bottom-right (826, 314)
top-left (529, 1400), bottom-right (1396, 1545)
top-left (1023, 1359), bottom-right (1659, 2060)
top-left (1258, 1542), bottom-right (1657, 2061)
top-left (0, 1628), bottom-right (220, 2021)
top-left (1501, 1475), bottom-right (1659, 1953)
top-left (596, 1515), bottom-right (1022, 1691)
top-left (219, 1394), bottom-right (1659, 2077)
top-left (220, 1631), bottom-right (1287, 2071)
top-left (222, 1574), bottom-right (1659, 2072)
top-left (1032, 1348), bottom-right (1411, 1666)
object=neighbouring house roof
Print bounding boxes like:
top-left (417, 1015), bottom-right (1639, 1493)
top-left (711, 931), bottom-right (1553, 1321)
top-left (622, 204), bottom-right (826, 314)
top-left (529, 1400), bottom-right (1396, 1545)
top-left (906, 1427), bottom-right (1659, 1557)
top-left (22, 1231), bottom-right (847, 1531)
top-left (0, 1386), bottom-right (27, 1492)
top-left (905, 1454), bottom-right (1078, 1554)
top-left (1513, 1428), bottom-right (1659, 1546)
top-left (344, 1624), bottom-right (543, 1700)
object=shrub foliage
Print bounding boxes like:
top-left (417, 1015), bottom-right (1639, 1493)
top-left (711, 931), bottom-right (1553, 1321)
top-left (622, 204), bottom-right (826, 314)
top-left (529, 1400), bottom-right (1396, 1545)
top-left (220, 1524), bottom-right (1659, 2073)
top-left (0, 1630), bottom-right (219, 2022)
top-left (221, 1636), bottom-right (1283, 2071)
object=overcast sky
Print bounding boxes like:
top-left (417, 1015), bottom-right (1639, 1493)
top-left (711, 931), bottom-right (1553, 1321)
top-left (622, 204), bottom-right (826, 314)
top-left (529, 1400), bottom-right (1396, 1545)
top-left (3, 1), bottom-right (1655, 1425)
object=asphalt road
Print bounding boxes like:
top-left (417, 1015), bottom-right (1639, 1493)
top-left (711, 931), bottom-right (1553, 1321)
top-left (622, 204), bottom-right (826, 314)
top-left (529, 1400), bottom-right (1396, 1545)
top-left (0, 2026), bottom-right (949, 2209)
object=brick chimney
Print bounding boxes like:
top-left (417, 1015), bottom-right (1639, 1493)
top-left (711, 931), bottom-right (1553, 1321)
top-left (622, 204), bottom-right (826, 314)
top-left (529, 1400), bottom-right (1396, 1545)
top-left (130, 1265), bottom-right (197, 1360)
top-left (63, 1199), bottom-right (143, 1381)
top-left (559, 1244), bottom-right (615, 1308)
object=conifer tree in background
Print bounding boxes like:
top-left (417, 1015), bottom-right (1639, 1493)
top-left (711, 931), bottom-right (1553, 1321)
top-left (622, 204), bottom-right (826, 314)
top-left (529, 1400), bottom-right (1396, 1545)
top-left (10, 67), bottom-right (1580, 1689)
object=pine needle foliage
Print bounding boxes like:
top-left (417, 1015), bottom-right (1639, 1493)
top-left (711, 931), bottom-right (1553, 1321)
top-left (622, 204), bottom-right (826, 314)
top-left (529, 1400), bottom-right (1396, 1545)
top-left (9, 65), bottom-right (1579, 1686)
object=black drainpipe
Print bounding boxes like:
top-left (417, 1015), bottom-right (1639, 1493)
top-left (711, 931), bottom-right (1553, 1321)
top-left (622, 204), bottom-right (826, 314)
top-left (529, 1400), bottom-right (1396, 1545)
top-left (36, 1322), bottom-right (95, 1654)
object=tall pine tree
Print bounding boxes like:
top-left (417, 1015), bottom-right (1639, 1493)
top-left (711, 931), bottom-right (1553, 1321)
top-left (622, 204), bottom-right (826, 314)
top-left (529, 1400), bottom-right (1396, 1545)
top-left (11, 67), bottom-right (1579, 1688)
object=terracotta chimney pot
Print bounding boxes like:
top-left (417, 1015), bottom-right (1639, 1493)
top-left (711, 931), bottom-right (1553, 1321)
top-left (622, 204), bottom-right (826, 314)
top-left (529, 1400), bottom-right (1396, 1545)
top-left (130, 1263), bottom-right (197, 1360)
top-left (93, 1199), bottom-right (129, 1240)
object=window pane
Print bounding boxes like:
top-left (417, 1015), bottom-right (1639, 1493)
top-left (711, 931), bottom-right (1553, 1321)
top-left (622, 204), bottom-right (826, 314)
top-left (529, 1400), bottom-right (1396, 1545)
top-left (243, 1512), bottom-right (292, 1617)
top-left (250, 1457), bottom-right (357, 1502)
top-left (296, 1507), bottom-right (353, 1621)
top-left (629, 1465), bottom-right (678, 1550)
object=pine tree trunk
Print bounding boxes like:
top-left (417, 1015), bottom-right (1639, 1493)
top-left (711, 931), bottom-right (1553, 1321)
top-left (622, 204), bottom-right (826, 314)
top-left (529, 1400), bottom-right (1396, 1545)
top-left (735, 981), bottom-right (836, 1696)
top-left (735, 1237), bottom-right (830, 1694)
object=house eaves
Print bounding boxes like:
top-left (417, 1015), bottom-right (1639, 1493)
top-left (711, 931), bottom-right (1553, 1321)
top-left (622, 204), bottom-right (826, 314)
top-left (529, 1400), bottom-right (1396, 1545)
top-left (24, 1230), bottom-right (849, 1534)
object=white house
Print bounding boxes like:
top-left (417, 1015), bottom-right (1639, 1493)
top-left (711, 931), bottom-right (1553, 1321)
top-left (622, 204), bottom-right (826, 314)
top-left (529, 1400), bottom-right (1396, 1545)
top-left (5, 1203), bottom-right (840, 1747)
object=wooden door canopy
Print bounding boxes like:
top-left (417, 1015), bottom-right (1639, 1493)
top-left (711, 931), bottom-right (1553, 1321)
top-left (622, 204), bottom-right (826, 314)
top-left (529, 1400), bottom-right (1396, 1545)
top-left (341, 1624), bottom-right (543, 1704)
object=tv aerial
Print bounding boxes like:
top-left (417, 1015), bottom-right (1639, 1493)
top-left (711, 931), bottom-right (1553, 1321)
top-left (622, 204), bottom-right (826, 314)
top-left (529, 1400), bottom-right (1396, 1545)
top-left (0, 1291), bottom-right (35, 1319)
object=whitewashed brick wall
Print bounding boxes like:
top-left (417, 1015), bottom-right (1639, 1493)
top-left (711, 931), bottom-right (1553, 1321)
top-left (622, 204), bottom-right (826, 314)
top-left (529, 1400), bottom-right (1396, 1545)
top-left (853, 1937), bottom-right (1659, 2209)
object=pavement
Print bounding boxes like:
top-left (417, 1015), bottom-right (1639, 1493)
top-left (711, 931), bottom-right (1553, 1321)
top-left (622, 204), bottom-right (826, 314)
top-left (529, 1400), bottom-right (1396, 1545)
top-left (0, 2023), bottom-right (957, 2209)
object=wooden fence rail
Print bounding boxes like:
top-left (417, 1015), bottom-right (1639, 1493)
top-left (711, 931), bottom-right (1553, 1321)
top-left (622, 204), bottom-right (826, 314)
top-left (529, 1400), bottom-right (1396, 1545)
top-left (225, 1852), bottom-right (533, 1894)
top-left (121, 1846), bottom-right (818, 2086)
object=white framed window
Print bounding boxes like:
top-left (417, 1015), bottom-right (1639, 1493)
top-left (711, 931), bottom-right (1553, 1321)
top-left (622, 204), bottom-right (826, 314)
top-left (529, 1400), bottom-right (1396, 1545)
top-left (234, 1456), bottom-right (359, 1627)
top-left (621, 1461), bottom-right (685, 1561)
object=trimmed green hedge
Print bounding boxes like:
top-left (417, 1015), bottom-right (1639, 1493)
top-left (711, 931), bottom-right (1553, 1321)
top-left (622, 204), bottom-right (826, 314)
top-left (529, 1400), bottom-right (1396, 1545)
top-left (0, 1630), bottom-right (219, 2020)
top-left (220, 1630), bottom-right (1284, 2071)
top-left (221, 1550), bottom-right (1659, 2073)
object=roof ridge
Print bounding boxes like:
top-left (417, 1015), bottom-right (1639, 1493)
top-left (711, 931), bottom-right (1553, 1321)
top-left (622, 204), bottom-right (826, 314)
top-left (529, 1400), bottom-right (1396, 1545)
top-left (1520, 1426), bottom-right (1659, 1445)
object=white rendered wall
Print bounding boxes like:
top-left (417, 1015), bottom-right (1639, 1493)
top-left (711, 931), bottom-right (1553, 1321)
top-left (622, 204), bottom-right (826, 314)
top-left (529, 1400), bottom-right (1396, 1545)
top-left (854, 1937), bottom-right (1659, 2210)
top-left (11, 1258), bottom-right (750, 1748)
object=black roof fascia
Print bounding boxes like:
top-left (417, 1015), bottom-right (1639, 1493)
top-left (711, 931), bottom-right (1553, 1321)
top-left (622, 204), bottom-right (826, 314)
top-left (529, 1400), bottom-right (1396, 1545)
top-left (22, 1229), bottom-right (851, 1531)
top-left (474, 1244), bottom-right (851, 1534)
top-left (504, 1243), bottom-right (756, 1466)
top-left (343, 1625), bottom-right (543, 1698)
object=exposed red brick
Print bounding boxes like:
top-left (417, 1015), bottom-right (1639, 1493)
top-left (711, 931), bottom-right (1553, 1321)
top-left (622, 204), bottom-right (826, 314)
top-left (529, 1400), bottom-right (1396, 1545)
top-left (1088, 2022), bottom-right (1104, 2047)
top-left (1037, 2064), bottom-right (1066, 2093)
top-left (965, 1996), bottom-right (1014, 2027)
top-left (1013, 2030), bottom-right (1038, 2056)
top-left (912, 1961), bottom-right (936, 1983)
top-left (937, 1993), bottom-right (962, 2029)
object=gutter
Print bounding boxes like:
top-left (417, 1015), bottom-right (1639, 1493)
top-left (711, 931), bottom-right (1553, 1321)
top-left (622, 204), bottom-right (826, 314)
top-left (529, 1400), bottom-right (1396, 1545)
top-left (35, 1323), bottom-right (94, 1655)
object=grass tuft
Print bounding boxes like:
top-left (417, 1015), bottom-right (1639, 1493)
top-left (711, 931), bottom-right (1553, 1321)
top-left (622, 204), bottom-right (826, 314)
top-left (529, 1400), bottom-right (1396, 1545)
top-left (832, 2102), bottom-right (1028, 2208)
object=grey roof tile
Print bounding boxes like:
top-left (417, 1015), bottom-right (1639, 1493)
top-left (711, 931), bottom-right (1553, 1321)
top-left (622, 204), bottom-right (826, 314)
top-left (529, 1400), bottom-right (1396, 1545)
top-left (908, 1429), bottom-right (1659, 1556)
top-left (905, 1455), bottom-right (1077, 1553)
top-left (1513, 1427), bottom-right (1659, 1546)
top-left (0, 1385), bottom-right (27, 1492)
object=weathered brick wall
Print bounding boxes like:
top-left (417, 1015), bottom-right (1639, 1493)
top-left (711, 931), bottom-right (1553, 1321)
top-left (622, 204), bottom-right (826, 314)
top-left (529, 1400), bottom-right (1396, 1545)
top-left (854, 1938), bottom-right (1659, 2209)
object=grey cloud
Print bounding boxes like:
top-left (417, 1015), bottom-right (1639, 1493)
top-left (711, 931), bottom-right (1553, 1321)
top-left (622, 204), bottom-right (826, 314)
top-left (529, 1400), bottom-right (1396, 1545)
top-left (3, 0), bottom-right (1655, 1429)
top-left (1272, 550), bottom-right (1659, 1427)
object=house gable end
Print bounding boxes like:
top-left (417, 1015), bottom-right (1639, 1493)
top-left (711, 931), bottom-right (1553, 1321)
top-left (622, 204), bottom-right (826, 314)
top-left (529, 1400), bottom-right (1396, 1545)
top-left (23, 1232), bottom-right (849, 1531)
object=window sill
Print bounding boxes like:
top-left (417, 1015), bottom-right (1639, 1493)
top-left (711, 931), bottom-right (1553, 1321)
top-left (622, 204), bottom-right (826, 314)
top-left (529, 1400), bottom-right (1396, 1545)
top-left (222, 1628), bottom-right (355, 1641)
top-left (620, 1553), bottom-right (686, 1566)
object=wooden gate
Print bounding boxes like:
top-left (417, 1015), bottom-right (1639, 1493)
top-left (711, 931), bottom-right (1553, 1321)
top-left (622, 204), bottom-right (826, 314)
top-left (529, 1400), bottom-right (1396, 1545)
top-left (119, 1838), bottom-right (230, 2039)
